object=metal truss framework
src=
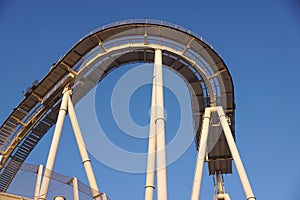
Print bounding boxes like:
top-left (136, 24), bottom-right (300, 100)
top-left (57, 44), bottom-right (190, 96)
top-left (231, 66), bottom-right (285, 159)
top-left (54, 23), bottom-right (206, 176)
top-left (0, 19), bottom-right (255, 199)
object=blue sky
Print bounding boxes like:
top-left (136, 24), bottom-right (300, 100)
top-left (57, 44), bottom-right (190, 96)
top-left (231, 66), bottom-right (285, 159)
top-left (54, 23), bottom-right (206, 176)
top-left (1, 0), bottom-right (300, 199)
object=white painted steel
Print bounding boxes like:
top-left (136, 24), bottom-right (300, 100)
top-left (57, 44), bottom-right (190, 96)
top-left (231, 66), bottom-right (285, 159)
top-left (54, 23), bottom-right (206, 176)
top-left (190, 106), bottom-right (255, 200)
top-left (38, 87), bottom-right (102, 200)
top-left (144, 56), bottom-right (157, 200)
top-left (154, 49), bottom-right (168, 200)
top-left (217, 107), bottom-right (255, 200)
top-left (75, 43), bottom-right (215, 104)
top-left (0, 21), bottom-right (240, 199)
top-left (190, 107), bottom-right (212, 200)
top-left (212, 193), bottom-right (231, 200)
top-left (72, 177), bottom-right (79, 200)
top-left (102, 193), bottom-right (109, 200)
top-left (39, 88), bottom-right (71, 200)
top-left (54, 196), bottom-right (66, 200)
top-left (67, 95), bottom-right (101, 200)
top-left (34, 165), bottom-right (43, 200)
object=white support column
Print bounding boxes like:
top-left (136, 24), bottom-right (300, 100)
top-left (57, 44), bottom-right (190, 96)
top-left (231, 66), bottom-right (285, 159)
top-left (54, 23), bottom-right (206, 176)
top-left (154, 49), bottom-right (168, 200)
top-left (101, 193), bottom-right (109, 200)
top-left (217, 107), bottom-right (256, 200)
top-left (72, 177), bottom-right (79, 200)
top-left (34, 165), bottom-right (43, 200)
top-left (39, 88), bottom-right (71, 200)
top-left (190, 107), bottom-right (212, 200)
top-left (67, 95), bottom-right (101, 200)
top-left (144, 56), bottom-right (157, 200)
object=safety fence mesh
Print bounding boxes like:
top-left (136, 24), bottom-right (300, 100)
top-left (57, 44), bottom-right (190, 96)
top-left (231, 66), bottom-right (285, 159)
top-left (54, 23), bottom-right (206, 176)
top-left (5, 163), bottom-right (109, 200)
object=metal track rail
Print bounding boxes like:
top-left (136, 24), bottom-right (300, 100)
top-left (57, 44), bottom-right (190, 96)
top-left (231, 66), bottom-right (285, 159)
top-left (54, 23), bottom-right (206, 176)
top-left (0, 20), bottom-right (235, 192)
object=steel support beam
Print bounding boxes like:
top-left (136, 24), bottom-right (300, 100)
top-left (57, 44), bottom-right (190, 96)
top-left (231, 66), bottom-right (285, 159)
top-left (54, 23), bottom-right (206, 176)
top-left (154, 49), bottom-right (168, 200)
top-left (34, 165), bottom-right (43, 200)
top-left (67, 95), bottom-right (101, 200)
top-left (217, 107), bottom-right (256, 200)
top-left (190, 108), bottom-right (211, 200)
top-left (72, 177), bottom-right (79, 200)
top-left (39, 88), bottom-right (71, 200)
top-left (38, 87), bottom-right (102, 200)
top-left (190, 106), bottom-right (255, 200)
top-left (144, 53), bottom-right (157, 200)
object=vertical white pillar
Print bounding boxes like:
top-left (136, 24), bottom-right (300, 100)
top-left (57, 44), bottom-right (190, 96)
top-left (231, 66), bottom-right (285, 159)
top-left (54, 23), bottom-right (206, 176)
top-left (73, 177), bottom-right (79, 200)
top-left (190, 107), bottom-right (211, 200)
top-left (217, 107), bottom-right (255, 200)
top-left (144, 57), bottom-right (157, 200)
top-left (67, 95), bottom-right (101, 200)
top-left (154, 49), bottom-right (168, 200)
top-left (39, 88), bottom-right (71, 200)
top-left (34, 165), bottom-right (43, 200)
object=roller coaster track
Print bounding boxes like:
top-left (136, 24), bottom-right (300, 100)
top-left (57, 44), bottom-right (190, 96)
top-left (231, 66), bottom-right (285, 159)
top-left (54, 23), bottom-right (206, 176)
top-left (0, 19), bottom-right (235, 192)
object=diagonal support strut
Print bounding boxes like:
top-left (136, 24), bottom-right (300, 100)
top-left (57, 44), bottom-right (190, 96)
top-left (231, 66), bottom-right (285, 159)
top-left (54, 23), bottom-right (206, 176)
top-left (190, 106), bottom-right (256, 200)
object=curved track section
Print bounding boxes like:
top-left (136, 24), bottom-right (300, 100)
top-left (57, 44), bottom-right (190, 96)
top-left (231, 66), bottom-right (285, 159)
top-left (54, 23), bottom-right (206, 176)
top-left (0, 19), bottom-right (235, 191)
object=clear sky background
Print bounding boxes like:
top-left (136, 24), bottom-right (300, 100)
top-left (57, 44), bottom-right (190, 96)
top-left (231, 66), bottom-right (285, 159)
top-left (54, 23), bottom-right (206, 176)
top-left (1, 0), bottom-right (300, 199)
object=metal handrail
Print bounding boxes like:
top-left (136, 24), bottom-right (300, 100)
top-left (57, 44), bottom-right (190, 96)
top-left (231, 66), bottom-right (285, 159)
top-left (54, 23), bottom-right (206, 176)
top-left (82, 19), bottom-right (213, 49)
